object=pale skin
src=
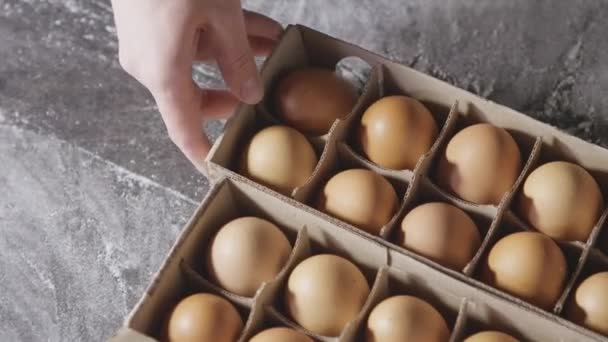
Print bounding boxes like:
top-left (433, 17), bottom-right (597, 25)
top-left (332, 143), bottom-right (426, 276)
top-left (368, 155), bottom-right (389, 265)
top-left (111, 0), bottom-right (283, 173)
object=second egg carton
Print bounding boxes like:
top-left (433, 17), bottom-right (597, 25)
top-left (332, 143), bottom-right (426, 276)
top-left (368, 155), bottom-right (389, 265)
top-left (111, 177), bottom-right (601, 341)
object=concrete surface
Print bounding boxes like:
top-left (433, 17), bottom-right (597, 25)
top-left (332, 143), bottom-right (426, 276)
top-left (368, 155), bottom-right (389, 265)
top-left (1, 0), bottom-right (607, 341)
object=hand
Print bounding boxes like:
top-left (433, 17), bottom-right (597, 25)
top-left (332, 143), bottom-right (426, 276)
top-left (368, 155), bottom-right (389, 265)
top-left (111, 0), bottom-right (282, 173)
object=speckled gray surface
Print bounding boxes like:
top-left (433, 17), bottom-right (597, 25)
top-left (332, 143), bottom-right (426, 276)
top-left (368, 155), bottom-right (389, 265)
top-left (1, 0), bottom-right (608, 341)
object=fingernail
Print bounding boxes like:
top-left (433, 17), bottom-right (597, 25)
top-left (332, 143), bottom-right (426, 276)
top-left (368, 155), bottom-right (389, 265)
top-left (240, 76), bottom-right (264, 104)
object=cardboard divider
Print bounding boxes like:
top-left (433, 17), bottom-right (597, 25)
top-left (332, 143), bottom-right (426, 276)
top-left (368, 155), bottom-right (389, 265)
top-left (449, 299), bottom-right (470, 342)
top-left (595, 209), bottom-right (608, 256)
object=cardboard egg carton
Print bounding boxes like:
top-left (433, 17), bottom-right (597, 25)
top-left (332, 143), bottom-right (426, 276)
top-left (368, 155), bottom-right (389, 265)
top-left (111, 25), bottom-right (608, 341)
top-left (111, 177), bottom-right (604, 342)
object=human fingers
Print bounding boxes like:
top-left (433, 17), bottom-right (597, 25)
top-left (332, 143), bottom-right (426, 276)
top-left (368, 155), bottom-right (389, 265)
top-left (209, 3), bottom-right (263, 104)
top-left (195, 35), bottom-right (277, 61)
top-left (242, 9), bottom-right (283, 40)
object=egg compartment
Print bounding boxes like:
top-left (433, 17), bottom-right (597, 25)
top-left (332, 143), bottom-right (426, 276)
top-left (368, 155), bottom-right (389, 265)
top-left (507, 136), bottom-right (608, 247)
top-left (336, 63), bottom-right (456, 176)
top-left (380, 172), bottom-right (496, 278)
top-left (167, 176), bottom-right (311, 303)
top-left (212, 105), bottom-right (330, 198)
top-left (550, 249), bottom-right (608, 339)
top-left (258, 59), bottom-right (373, 142)
top-left (127, 256), bottom-right (255, 341)
top-left (267, 218), bottom-right (388, 341)
top-left (467, 216), bottom-right (583, 317)
top-left (295, 139), bottom-right (413, 238)
top-left (418, 98), bottom-right (541, 210)
top-left (173, 265), bottom-right (256, 341)
top-left (351, 265), bottom-right (464, 341)
top-left (238, 304), bottom-right (320, 341)
top-left (450, 299), bottom-right (535, 341)
top-left (255, 26), bottom-right (373, 139)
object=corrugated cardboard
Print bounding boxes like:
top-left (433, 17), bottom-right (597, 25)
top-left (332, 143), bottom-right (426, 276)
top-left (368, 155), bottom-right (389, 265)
top-left (111, 25), bottom-right (608, 341)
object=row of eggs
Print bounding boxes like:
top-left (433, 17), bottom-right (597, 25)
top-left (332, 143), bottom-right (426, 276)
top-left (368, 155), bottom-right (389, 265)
top-left (242, 67), bottom-right (604, 243)
top-left (167, 219), bottom-right (510, 342)
top-left (166, 293), bottom-right (519, 342)
top-left (163, 217), bottom-right (608, 341)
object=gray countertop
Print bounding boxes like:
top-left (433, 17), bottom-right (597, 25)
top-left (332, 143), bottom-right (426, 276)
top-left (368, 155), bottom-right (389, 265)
top-left (1, 0), bottom-right (608, 341)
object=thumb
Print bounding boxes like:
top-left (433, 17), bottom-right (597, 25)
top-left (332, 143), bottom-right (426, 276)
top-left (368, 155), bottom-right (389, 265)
top-left (210, 9), bottom-right (264, 104)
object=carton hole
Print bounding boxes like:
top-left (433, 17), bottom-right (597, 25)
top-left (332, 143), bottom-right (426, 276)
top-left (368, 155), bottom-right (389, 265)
top-left (335, 56), bottom-right (372, 95)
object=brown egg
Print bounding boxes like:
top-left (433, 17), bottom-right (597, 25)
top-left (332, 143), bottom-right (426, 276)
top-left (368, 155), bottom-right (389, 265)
top-left (249, 327), bottom-right (313, 342)
top-left (482, 232), bottom-right (567, 310)
top-left (365, 295), bottom-right (450, 342)
top-left (274, 67), bottom-right (358, 135)
top-left (285, 254), bottom-right (370, 336)
top-left (167, 293), bottom-right (243, 342)
top-left (518, 161), bottom-right (603, 242)
top-left (207, 217), bottom-right (292, 297)
top-left (464, 331), bottom-right (520, 342)
top-left (567, 272), bottom-right (608, 336)
top-left (240, 126), bottom-right (318, 195)
top-left (359, 95), bottom-right (438, 170)
top-left (316, 169), bottom-right (399, 235)
top-left (398, 202), bottom-right (481, 270)
top-left (437, 123), bottom-right (522, 205)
